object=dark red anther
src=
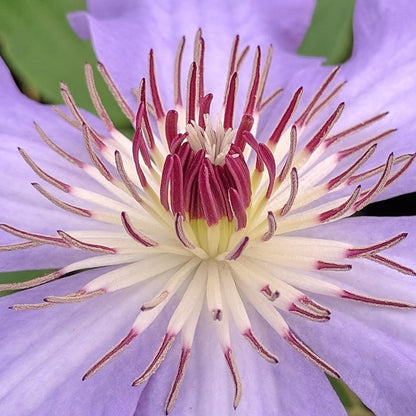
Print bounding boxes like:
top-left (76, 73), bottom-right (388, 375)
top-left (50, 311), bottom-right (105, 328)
top-left (226, 35), bottom-right (240, 88)
top-left (165, 110), bottom-right (179, 149)
top-left (234, 114), bottom-right (254, 151)
top-left (196, 34), bottom-right (205, 100)
top-left (257, 144), bottom-right (276, 198)
top-left (183, 149), bottom-right (204, 213)
top-left (169, 133), bottom-right (188, 155)
top-left (132, 103), bottom-right (148, 186)
top-left (244, 46), bottom-right (261, 116)
top-left (338, 129), bottom-right (397, 160)
top-left (148, 49), bottom-right (165, 119)
top-left (133, 104), bottom-right (152, 169)
top-left (224, 72), bottom-right (238, 130)
top-left (224, 147), bottom-right (251, 207)
top-left (198, 163), bottom-right (221, 226)
top-left (305, 102), bottom-right (344, 155)
top-left (160, 155), bottom-right (174, 211)
top-left (347, 233), bottom-right (407, 258)
top-left (295, 66), bottom-right (340, 127)
top-left (204, 159), bottom-right (229, 219)
top-left (137, 78), bottom-right (155, 149)
top-left (186, 62), bottom-right (197, 124)
top-left (198, 93), bottom-right (213, 129)
top-left (170, 155), bottom-right (185, 216)
top-left (268, 87), bottom-right (303, 146)
top-left (228, 188), bottom-right (247, 230)
top-left (325, 112), bottom-right (389, 148)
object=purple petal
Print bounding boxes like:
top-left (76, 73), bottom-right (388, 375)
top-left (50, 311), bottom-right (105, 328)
top-left (0, 268), bottom-right (165, 415)
top-left (287, 215), bottom-right (416, 414)
top-left (333, 0), bottom-right (416, 200)
top-left (133, 306), bottom-right (347, 415)
top-left (68, 0), bottom-right (320, 111)
top-left (0, 59), bottom-right (116, 269)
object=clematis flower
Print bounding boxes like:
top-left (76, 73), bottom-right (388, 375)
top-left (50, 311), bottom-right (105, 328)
top-left (1, 0), bottom-right (415, 415)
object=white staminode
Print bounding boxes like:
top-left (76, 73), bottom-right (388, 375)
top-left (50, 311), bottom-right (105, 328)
top-left (186, 114), bottom-right (236, 166)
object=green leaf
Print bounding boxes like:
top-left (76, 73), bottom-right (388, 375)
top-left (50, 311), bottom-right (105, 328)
top-left (0, 269), bottom-right (54, 297)
top-left (0, 0), bottom-right (129, 129)
top-left (298, 0), bottom-right (356, 64)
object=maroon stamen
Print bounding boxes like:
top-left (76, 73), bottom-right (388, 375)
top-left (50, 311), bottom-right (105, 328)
top-left (295, 66), bottom-right (340, 127)
top-left (325, 111), bottom-right (389, 147)
top-left (367, 254), bottom-right (416, 276)
top-left (316, 261), bottom-right (352, 271)
top-left (347, 233), bottom-right (407, 258)
top-left (57, 230), bottom-right (116, 254)
top-left (34, 122), bottom-right (84, 168)
top-left (132, 333), bottom-right (176, 386)
top-left (306, 81), bottom-right (347, 124)
top-left (256, 45), bottom-right (273, 113)
top-left (285, 330), bottom-right (340, 378)
top-left (224, 348), bottom-right (242, 409)
top-left (268, 87), bottom-right (303, 147)
top-left (85, 63), bottom-right (114, 132)
top-left (304, 102), bottom-right (345, 155)
top-left (174, 37), bottom-right (186, 107)
top-left (174, 214), bottom-right (195, 249)
top-left (0, 241), bottom-right (40, 251)
top-left (114, 150), bottom-right (143, 204)
top-left (258, 144), bottom-right (276, 199)
top-left (244, 46), bottom-right (261, 116)
top-left (148, 49), bottom-right (165, 119)
top-left (341, 291), bottom-right (415, 308)
top-left (243, 329), bottom-right (279, 363)
top-left (198, 94), bottom-right (213, 129)
top-left (121, 212), bottom-right (158, 247)
top-left (82, 125), bottom-right (114, 182)
top-left (260, 285), bottom-right (280, 301)
top-left (160, 155), bottom-right (174, 211)
top-left (225, 237), bottom-right (249, 261)
top-left (226, 35), bottom-right (240, 90)
top-left (338, 129), bottom-right (397, 160)
top-left (186, 62), bottom-right (197, 124)
top-left (97, 62), bottom-right (135, 123)
top-left (198, 163), bottom-right (221, 225)
top-left (83, 329), bottom-right (138, 380)
top-left (0, 224), bottom-right (67, 247)
top-left (319, 185), bottom-right (361, 223)
top-left (0, 269), bottom-right (63, 291)
top-left (165, 110), bottom-right (179, 150)
top-left (137, 79), bottom-right (156, 149)
top-left (165, 348), bottom-right (191, 415)
top-left (194, 29), bottom-right (205, 100)
top-left (45, 289), bottom-right (105, 304)
top-left (228, 188), bottom-right (247, 231)
top-left (32, 183), bottom-right (92, 217)
top-left (132, 103), bottom-right (149, 187)
top-left (170, 155), bottom-right (185, 216)
top-left (279, 168), bottom-right (298, 217)
top-left (354, 153), bottom-right (393, 211)
top-left (18, 147), bottom-right (70, 192)
top-left (276, 126), bottom-right (297, 184)
top-left (289, 303), bottom-right (330, 322)
top-left (262, 211), bottom-right (277, 242)
top-left (328, 144), bottom-right (377, 190)
top-left (224, 72), bottom-right (238, 130)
